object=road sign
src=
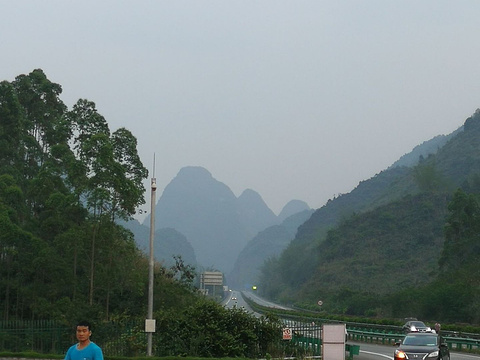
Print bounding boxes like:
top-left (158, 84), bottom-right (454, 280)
top-left (145, 319), bottom-right (156, 333)
top-left (283, 327), bottom-right (292, 340)
top-left (318, 300), bottom-right (323, 306)
top-left (201, 271), bottom-right (223, 286)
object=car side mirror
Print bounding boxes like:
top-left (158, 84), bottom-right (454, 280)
top-left (395, 341), bottom-right (401, 346)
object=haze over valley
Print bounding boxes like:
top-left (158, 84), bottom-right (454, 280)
top-left (124, 110), bottom-right (473, 299)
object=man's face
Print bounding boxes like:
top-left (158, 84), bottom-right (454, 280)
top-left (76, 326), bottom-right (91, 342)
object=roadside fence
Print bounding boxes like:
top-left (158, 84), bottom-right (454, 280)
top-left (0, 320), bottom-right (147, 357)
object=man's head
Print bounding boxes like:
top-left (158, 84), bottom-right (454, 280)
top-left (76, 320), bottom-right (92, 342)
top-left (77, 320), bottom-right (92, 330)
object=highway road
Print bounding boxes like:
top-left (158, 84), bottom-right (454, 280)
top-left (242, 289), bottom-right (293, 310)
top-left (224, 289), bottom-right (480, 360)
top-left (223, 289), bottom-right (288, 317)
top-left (351, 341), bottom-right (480, 360)
top-left (223, 290), bottom-right (253, 311)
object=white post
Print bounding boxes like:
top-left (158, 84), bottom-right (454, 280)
top-left (147, 175), bottom-right (156, 356)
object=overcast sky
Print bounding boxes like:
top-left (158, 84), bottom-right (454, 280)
top-left (2, 1), bottom-right (480, 216)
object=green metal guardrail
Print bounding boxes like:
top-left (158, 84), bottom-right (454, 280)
top-left (281, 319), bottom-right (360, 358)
top-left (243, 291), bottom-right (480, 355)
top-left (347, 327), bottom-right (480, 352)
top-left (281, 317), bottom-right (480, 356)
top-left (292, 335), bottom-right (321, 356)
top-left (291, 335), bottom-right (359, 359)
top-left (347, 328), bottom-right (404, 345)
top-left (345, 344), bottom-right (361, 359)
top-left (443, 336), bottom-right (480, 351)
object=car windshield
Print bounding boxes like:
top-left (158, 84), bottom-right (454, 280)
top-left (403, 335), bottom-right (437, 346)
top-left (411, 321), bottom-right (426, 327)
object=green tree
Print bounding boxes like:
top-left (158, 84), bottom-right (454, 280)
top-left (412, 160), bottom-right (450, 193)
top-left (94, 223), bottom-right (147, 319)
top-left (11, 69), bottom-right (67, 187)
top-left (440, 189), bottom-right (480, 272)
top-left (0, 81), bottom-right (24, 179)
top-left (169, 255), bottom-right (196, 289)
top-left (0, 175), bottom-right (25, 320)
top-left (110, 127), bottom-right (148, 219)
top-left (67, 99), bottom-right (148, 306)
top-left (1, 70), bottom-right (201, 330)
top-left (154, 298), bottom-right (282, 358)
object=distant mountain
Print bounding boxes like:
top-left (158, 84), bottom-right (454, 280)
top-left (142, 166), bottom-right (284, 273)
top-left (120, 219), bottom-right (197, 268)
top-left (228, 208), bottom-right (314, 289)
top-left (237, 189), bottom-right (278, 237)
top-left (278, 200), bottom-right (311, 222)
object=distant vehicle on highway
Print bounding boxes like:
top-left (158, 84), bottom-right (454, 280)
top-left (394, 332), bottom-right (449, 360)
top-left (402, 320), bottom-right (432, 333)
top-left (232, 296), bottom-right (237, 300)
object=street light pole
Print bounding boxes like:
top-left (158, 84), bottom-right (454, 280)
top-left (146, 166), bottom-right (157, 356)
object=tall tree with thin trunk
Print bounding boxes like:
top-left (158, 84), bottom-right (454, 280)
top-left (68, 99), bottom-right (148, 306)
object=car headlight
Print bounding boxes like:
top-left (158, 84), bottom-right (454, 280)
top-left (395, 350), bottom-right (407, 359)
top-left (427, 351), bottom-right (439, 357)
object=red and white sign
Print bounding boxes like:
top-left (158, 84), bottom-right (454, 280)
top-left (282, 327), bottom-right (292, 340)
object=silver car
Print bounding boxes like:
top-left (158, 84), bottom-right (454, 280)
top-left (402, 320), bottom-right (432, 333)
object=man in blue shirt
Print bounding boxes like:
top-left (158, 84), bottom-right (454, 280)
top-left (65, 321), bottom-right (104, 360)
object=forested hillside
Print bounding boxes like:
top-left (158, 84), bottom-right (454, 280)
top-left (0, 70), bottom-right (196, 323)
top-left (258, 110), bottom-right (480, 323)
top-left (267, 192), bottom-right (449, 305)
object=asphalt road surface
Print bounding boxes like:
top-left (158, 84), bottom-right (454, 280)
top-left (351, 341), bottom-right (480, 360)
top-left (223, 290), bottom-right (255, 312)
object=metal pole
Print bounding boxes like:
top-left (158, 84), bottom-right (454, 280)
top-left (147, 176), bottom-right (156, 356)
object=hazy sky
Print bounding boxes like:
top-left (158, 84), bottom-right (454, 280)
top-left (2, 1), bottom-right (480, 215)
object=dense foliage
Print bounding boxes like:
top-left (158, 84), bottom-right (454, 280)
top-left (0, 70), bottom-right (284, 358)
top-left (153, 299), bottom-right (282, 358)
top-left (259, 110), bottom-right (480, 324)
top-left (0, 69), bottom-right (150, 322)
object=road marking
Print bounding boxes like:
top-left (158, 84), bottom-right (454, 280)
top-left (454, 354), bottom-right (480, 359)
top-left (360, 350), bottom-right (392, 359)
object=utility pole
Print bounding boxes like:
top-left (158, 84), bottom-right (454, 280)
top-left (146, 157), bottom-right (157, 356)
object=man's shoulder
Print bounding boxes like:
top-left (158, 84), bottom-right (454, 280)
top-left (89, 342), bottom-right (101, 350)
top-left (89, 342), bottom-right (104, 359)
top-left (89, 342), bottom-right (103, 354)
